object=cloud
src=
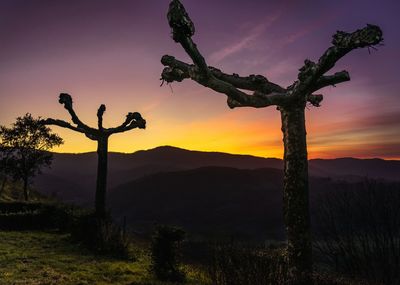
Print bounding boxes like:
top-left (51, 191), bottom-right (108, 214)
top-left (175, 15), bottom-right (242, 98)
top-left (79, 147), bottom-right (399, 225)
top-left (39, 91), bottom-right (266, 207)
top-left (209, 11), bottom-right (281, 63)
top-left (307, 111), bottom-right (400, 159)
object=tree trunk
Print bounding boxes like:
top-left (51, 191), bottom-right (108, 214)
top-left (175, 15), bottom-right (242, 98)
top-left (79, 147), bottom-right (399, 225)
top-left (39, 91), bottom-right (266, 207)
top-left (95, 136), bottom-right (109, 219)
top-left (280, 105), bottom-right (313, 285)
top-left (23, 177), bottom-right (29, 201)
top-left (0, 176), bottom-right (7, 194)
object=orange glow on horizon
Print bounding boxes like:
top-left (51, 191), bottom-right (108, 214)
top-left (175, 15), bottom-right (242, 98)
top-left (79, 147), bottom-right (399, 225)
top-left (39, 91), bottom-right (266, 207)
top-left (46, 109), bottom-right (399, 160)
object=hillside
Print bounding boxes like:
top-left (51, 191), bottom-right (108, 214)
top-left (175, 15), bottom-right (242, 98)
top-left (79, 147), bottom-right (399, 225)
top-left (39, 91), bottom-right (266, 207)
top-left (108, 166), bottom-right (338, 240)
top-left (33, 146), bottom-right (400, 204)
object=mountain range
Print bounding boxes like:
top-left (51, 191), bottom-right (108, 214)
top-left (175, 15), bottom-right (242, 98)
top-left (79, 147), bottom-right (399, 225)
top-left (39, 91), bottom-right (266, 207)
top-left (33, 146), bottom-right (400, 240)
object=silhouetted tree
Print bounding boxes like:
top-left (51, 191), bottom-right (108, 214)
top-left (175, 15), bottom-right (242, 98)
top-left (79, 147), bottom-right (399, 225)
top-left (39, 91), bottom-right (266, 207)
top-left (160, 1), bottom-right (383, 283)
top-left (0, 113), bottom-right (63, 200)
top-left (151, 225), bottom-right (186, 282)
top-left (42, 93), bottom-right (146, 218)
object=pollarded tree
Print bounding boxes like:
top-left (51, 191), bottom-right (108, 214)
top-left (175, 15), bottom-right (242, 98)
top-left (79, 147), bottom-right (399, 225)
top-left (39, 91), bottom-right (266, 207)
top-left (160, 1), bottom-right (383, 284)
top-left (42, 93), bottom-right (146, 218)
top-left (0, 113), bottom-right (63, 200)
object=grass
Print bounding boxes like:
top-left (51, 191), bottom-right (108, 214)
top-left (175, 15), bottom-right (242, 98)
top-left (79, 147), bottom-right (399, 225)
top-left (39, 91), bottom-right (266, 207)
top-left (0, 231), bottom-right (210, 285)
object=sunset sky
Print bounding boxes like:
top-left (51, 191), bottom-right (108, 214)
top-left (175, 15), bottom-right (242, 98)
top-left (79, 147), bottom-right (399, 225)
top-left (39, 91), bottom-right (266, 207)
top-left (0, 0), bottom-right (399, 159)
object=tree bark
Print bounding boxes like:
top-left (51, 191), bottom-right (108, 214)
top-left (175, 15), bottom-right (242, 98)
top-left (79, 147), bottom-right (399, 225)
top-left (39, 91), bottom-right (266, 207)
top-left (0, 176), bottom-right (7, 194)
top-left (280, 105), bottom-right (312, 285)
top-left (95, 136), bottom-right (108, 218)
top-left (23, 177), bottom-right (29, 201)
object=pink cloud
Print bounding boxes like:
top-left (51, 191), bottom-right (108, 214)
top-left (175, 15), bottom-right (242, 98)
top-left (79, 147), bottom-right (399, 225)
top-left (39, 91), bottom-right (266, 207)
top-left (209, 11), bottom-right (282, 63)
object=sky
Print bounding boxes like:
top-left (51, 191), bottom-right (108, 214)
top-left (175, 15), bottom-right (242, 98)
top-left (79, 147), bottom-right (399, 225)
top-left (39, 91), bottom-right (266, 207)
top-left (0, 0), bottom-right (399, 159)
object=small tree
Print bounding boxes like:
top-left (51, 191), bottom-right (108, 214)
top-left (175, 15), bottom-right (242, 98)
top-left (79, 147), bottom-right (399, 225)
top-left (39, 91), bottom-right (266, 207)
top-left (160, 1), bottom-right (383, 284)
top-left (151, 225), bottom-right (186, 282)
top-left (0, 113), bottom-right (63, 201)
top-left (42, 93), bottom-right (146, 218)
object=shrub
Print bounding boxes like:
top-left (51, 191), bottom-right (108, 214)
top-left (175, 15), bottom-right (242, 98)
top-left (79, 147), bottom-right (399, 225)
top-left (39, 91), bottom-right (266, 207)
top-left (69, 211), bottom-right (130, 258)
top-left (0, 202), bottom-right (75, 230)
top-left (0, 201), bottom-right (131, 258)
top-left (208, 242), bottom-right (287, 285)
top-left (314, 179), bottom-right (400, 285)
top-left (150, 225), bottom-right (186, 282)
top-left (208, 242), bottom-right (377, 285)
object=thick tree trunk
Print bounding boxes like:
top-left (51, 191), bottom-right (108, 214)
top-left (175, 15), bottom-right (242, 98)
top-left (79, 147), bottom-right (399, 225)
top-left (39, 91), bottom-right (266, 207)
top-left (280, 105), bottom-right (313, 285)
top-left (95, 136), bottom-right (108, 219)
top-left (0, 176), bottom-right (7, 194)
top-left (23, 177), bottom-right (29, 201)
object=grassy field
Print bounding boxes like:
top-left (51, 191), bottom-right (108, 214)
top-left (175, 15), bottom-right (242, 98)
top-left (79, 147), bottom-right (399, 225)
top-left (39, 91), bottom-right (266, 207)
top-left (0, 231), bottom-right (210, 285)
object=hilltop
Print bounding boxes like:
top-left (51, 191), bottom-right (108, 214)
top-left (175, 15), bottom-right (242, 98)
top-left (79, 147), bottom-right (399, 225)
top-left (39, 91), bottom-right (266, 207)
top-left (34, 146), bottom-right (400, 204)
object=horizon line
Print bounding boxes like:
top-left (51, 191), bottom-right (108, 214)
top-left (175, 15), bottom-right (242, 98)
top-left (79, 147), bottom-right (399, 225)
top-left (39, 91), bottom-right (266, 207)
top-left (49, 145), bottom-right (400, 161)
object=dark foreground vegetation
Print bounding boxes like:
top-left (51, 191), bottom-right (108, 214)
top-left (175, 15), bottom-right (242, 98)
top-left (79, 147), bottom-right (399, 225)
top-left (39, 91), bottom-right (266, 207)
top-left (1, 179), bottom-right (398, 285)
top-left (314, 179), bottom-right (400, 285)
top-left (0, 231), bottom-right (208, 285)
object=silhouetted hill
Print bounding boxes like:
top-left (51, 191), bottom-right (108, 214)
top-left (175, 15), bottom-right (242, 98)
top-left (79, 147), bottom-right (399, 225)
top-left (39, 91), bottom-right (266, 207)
top-left (33, 146), bottom-right (400, 204)
top-left (309, 157), bottom-right (400, 181)
top-left (108, 166), bottom-right (339, 240)
top-left (109, 166), bottom-right (286, 240)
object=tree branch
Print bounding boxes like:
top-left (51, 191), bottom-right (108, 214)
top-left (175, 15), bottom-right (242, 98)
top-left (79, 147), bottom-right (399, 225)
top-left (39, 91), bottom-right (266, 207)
top-left (310, 71), bottom-right (350, 93)
top-left (58, 93), bottom-right (94, 133)
top-left (307, 94), bottom-right (324, 107)
top-left (161, 55), bottom-right (285, 93)
top-left (107, 112), bottom-right (146, 134)
top-left (97, 104), bottom-right (106, 130)
top-left (163, 0), bottom-right (288, 108)
top-left (161, 55), bottom-right (288, 108)
top-left (163, 0), bottom-right (382, 111)
top-left (209, 67), bottom-right (286, 94)
top-left (294, 24), bottom-right (383, 95)
top-left (167, 0), bottom-right (209, 75)
top-left (41, 118), bottom-right (86, 134)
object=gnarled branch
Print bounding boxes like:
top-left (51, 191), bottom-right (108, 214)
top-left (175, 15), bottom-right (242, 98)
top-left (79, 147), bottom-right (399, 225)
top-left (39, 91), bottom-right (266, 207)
top-left (107, 112), bottom-right (146, 134)
top-left (310, 71), bottom-right (350, 93)
top-left (44, 94), bottom-right (146, 139)
top-left (161, 55), bottom-right (284, 93)
top-left (162, 0), bottom-right (383, 109)
top-left (294, 24), bottom-right (383, 95)
top-left (168, 0), bottom-right (208, 74)
top-left (307, 94), bottom-right (324, 107)
top-left (97, 104), bottom-right (106, 130)
top-left (58, 93), bottom-right (94, 133)
top-left (41, 118), bottom-right (86, 134)
top-left (162, 0), bottom-right (287, 108)
top-left (161, 55), bottom-right (288, 108)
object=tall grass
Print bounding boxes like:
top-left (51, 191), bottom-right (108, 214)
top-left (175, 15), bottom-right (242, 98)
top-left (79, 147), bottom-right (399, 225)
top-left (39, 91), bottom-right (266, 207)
top-left (314, 179), bottom-right (400, 285)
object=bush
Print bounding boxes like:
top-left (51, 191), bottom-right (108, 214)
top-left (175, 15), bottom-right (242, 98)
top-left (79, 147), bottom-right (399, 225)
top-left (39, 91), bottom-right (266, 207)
top-left (69, 211), bottom-right (130, 258)
top-left (0, 202), bottom-right (75, 230)
top-left (208, 242), bottom-right (287, 285)
top-left (208, 242), bottom-right (376, 285)
top-left (314, 179), bottom-right (400, 285)
top-left (0, 202), bottom-right (131, 258)
top-left (150, 225), bottom-right (186, 282)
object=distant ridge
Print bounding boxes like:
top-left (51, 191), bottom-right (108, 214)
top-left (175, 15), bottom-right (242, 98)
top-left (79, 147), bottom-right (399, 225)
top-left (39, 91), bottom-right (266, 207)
top-left (109, 166), bottom-right (286, 240)
top-left (33, 145), bottom-right (400, 204)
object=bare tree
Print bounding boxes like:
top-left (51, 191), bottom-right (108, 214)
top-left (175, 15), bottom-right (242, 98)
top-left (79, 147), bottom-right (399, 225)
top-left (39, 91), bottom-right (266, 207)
top-left (160, 1), bottom-right (383, 283)
top-left (42, 93), bottom-right (146, 218)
